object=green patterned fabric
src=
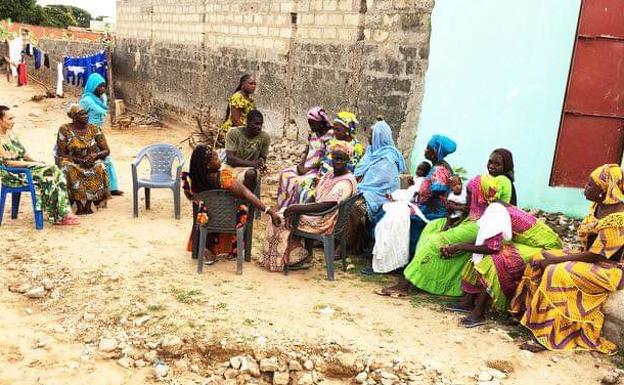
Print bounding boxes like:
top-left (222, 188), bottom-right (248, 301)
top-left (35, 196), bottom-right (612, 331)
top-left (1, 135), bottom-right (71, 223)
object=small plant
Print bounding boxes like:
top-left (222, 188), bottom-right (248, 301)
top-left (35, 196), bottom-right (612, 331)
top-left (170, 286), bottom-right (203, 304)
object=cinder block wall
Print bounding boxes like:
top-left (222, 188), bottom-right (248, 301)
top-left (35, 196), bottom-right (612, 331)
top-left (114, 0), bottom-right (433, 153)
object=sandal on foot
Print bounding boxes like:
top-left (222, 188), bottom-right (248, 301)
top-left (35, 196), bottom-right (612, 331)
top-left (519, 341), bottom-right (546, 353)
top-left (460, 316), bottom-right (486, 328)
top-left (375, 288), bottom-right (408, 299)
top-left (288, 262), bottom-right (312, 271)
top-left (360, 267), bottom-right (376, 275)
top-left (205, 256), bottom-right (222, 265)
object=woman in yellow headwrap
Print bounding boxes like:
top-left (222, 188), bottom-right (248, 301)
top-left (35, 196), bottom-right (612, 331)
top-left (510, 164), bottom-right (624, 354)
top-left (58, 104), bottom-right (112, 215)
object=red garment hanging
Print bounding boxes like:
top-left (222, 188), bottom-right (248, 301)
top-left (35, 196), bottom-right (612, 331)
top-left (17, 63), bottom-right (28, 86)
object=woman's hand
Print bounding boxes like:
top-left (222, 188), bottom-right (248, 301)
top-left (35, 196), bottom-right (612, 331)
top-left (531, 252), bottom-right (559, 269)
top-left (441, 244), bottom-right (463, 259)
top-left (269, 211), bottom-right (282, 227)
top-left (283, 206), bottom-right (298, 218)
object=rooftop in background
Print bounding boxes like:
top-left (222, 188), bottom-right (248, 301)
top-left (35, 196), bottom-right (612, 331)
top-left (1, 20), bottom-right (111, 42)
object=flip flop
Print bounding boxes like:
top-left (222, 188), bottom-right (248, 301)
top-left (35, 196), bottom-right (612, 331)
top-left (288, 263), bottom-right (312, 271)
top-left (205, 256), bottom-right (222, 265)
top-left (55, 215), bottom-right (80, 226)
top-left (374, 288), bottom-right (408, 299)
top-left (360, 267), bottom-right (376, 275)
top-left (446, 304), bottom-right (473, 313)
top-left (460, 317), bottom-right (486, 328)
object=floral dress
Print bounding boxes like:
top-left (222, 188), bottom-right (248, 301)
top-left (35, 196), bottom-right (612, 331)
top-left (0, 135), bottom-right (71, 223)
top-left (221, 92), bottom-right (256, 133)
top-left (277, 131), bottom-right (333, 209)
top-left (57, 124), bottom-right (111, 204)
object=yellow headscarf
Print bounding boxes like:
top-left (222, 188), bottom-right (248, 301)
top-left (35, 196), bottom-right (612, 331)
top-left (328, 140), bottom-right (353, 158)
top-left (590, 164), bottom-right (624, 205)
top-left (334, 111), bottom-right (359, 133)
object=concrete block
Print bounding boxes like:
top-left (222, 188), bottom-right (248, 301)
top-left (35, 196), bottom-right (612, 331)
top-left (279, 28), bottom-right (292, 38)
top-left (324, 0), bottom-right (338, 11)
top-left (323, 27), bottom-right (337, 40)
top-left (343, 13), bottom-right (360, 27)
top-left (328, 14), bottom-right (343, 26)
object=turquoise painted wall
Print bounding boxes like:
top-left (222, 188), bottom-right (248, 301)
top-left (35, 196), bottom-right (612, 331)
top-left (409, 0), bottom-right (587, 217)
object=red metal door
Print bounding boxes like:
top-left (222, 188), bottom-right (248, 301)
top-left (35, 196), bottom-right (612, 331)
top-left (551, 0), bottom-right (624, 187)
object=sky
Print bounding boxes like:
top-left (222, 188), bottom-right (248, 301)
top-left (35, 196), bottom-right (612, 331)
top-left (37, 0), bottom-right (116, 19)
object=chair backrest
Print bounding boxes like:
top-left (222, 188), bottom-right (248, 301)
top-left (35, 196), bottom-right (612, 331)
top-left (333, 192), bottom-right (363, 237)
top-left (193, 189), bottom-right (245, 233)
top-left (137, 144), bottom-right (184, 178)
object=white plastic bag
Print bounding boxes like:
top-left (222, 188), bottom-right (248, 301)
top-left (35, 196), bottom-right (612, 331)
top-left (372, 200), bottom-right (412, 273)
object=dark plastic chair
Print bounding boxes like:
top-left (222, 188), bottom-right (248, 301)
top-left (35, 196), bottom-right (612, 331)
top-left (132, 144), bottom-right (185, 219)
top-left (192, 190), bottom-right (254, 275)
top-left (0, 166), bottom-right (44, 230)
top-left (288, 192), bottom-right (363, 281)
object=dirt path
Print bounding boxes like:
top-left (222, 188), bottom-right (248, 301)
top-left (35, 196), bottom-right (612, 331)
top-left (0, 80), bottom-right (616, 385)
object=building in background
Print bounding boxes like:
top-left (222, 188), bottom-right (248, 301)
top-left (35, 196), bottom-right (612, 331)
top-left (90, 17), bottom-right (116, 33)
top-left (410, 0), bottom-right (623, 217)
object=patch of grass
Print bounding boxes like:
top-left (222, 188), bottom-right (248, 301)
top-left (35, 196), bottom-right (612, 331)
top-left (214, 302), bottom-right (228, 311)
top-left (243, 318), bottom-right (255, 326)
top-left (170, 286), bottom-right (203, 304)
top-left (148, 304), bottom-right (167, 312)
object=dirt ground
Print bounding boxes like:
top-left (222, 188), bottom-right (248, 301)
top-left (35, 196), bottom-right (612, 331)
top-left (0, 80), bottom-right (616, 385)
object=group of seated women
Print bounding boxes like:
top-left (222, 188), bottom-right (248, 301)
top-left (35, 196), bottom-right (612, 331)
top-left (186, 104), bottom-right (624, 355)
top-left (0, 73), bottom-right (121, 224)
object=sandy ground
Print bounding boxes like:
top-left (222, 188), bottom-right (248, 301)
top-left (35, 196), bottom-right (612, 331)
top-left (0, 80), bottom-right (615, 385)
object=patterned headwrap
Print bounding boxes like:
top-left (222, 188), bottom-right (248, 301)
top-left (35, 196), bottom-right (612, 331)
top-left (427, 135), bottom-right (457, 161)
top-left (307, 106), bottom-right (331, 126)
top-left (590, 164), bottom-right (624, 205)
top-left (328, 140), bottom-right (353, 158)
top-left (334, 111), bottom-right (359, 134)
top-left (479, 174), bottom-right (511, 204)
top-left (66, 103), bottom-right (86, 120)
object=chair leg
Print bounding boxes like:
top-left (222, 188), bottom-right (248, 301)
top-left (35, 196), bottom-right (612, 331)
top-left (340, 237), bottom-right (347, 272)
top-left (236, 227), bottom-right (245, 275)
top-left (197, 225), bottom-right (207, 274)
top-left (28, 185), bottom-right (43, 230)
top-left (244, 221), bottom-right (252, 263)
top-left (0, 189), bottom-right (7, 225)
top-left (11, 192), bottom-right (21, 219)
top-left (322, 235), bottom-right (335, 281)
top-left (145, 188), bottom-right (151, 210)
top-left (173, 185), bottom-right (181, 220)
top-left (133, 185), bottom-right (139, 217)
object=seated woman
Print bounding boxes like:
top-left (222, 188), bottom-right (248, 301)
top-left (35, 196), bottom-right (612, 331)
top-left (260, 143), bottom-right (357, 272)
top-left (381, 150), bottom-right (516, 298)
top-left (443, 199), bottom-right (562, 328)
top-left (0, 105), bottom-right (78, 225)
top-left (346, 120), bottom-right (407, 253)
top-left (277, 107), bottom-right (333, 209)
top-left (57, 104), bottom-right (112, 215)
top-left (183, 145), bottom-right (281, 263)
top-left (318, 111), bottom-right (364, 175)
top-left (510, 164), bottom-right (624, 354)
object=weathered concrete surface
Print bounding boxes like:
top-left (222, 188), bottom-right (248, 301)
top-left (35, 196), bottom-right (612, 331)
top-left (114, 0), bottom-right (434, 153)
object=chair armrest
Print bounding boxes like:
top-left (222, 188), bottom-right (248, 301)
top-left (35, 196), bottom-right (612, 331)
top-left (0, 166), bottom-right (32, 175)
top-left (290, 204), bottom-right (339, 230)
top-left (131, 153), bottom-right (147, 168)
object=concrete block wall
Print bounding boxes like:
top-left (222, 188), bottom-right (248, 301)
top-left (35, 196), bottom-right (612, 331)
top-left (114, 0), bottom-right (433, 151)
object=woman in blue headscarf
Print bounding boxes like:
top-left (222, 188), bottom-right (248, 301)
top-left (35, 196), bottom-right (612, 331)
top-left (79, 73), bottom-right (123, 195)
top-left (345, 120), bottom-right (406, 254)
top-left (374, 134), bottom-right (458, 295)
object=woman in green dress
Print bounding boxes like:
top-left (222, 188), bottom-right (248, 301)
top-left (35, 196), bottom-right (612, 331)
top-left (0, 105), bottom-right (78, 225)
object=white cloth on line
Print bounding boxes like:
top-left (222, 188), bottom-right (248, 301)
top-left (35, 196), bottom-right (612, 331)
top-left (8, 37), bottom-right (23, 77)
top-left (472, 202), bottom-right (512, 265)
top-left (56, 62), bottom-right (64, 97)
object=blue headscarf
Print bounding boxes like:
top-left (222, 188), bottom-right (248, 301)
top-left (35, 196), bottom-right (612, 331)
top-left (354, 121), bottom-right (406, 178)
top-left (355, 121), bottom-right (407, 217)
top-left (426, 135), bottom-right (457, 162)
top-left (80, 73), bottom-right (108, 126)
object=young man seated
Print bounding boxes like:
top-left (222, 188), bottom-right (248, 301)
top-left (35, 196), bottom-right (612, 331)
top-left (224, 109), bottom-right (270, 191)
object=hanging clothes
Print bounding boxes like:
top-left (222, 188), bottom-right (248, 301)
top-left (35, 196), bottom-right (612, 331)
top-left (56, 62), bottom-right (64, 97)
top-left (17, 63), bottom-right (28, 86)
top-left (44, 53), bottom-right (50, 68)
top-left (25, 43), bottom-right (34, 56)
top-left (33, 48), bottom-right (42, 69)
top-left (7, 37), bottom-right (22, 77)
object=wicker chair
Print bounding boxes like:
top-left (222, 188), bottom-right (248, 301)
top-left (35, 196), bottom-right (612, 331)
top-left (288, 192), bottom-right (362, 281)
top-left (192, 189), bottom-right (254, 275)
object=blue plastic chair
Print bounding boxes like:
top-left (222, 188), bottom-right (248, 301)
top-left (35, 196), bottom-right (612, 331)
top-left (132, 144), bottom-right (185, 219)
top-left (287, 192), bottom-right (362, 281)
top-left (0, 165), bottom-right (44, 230)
